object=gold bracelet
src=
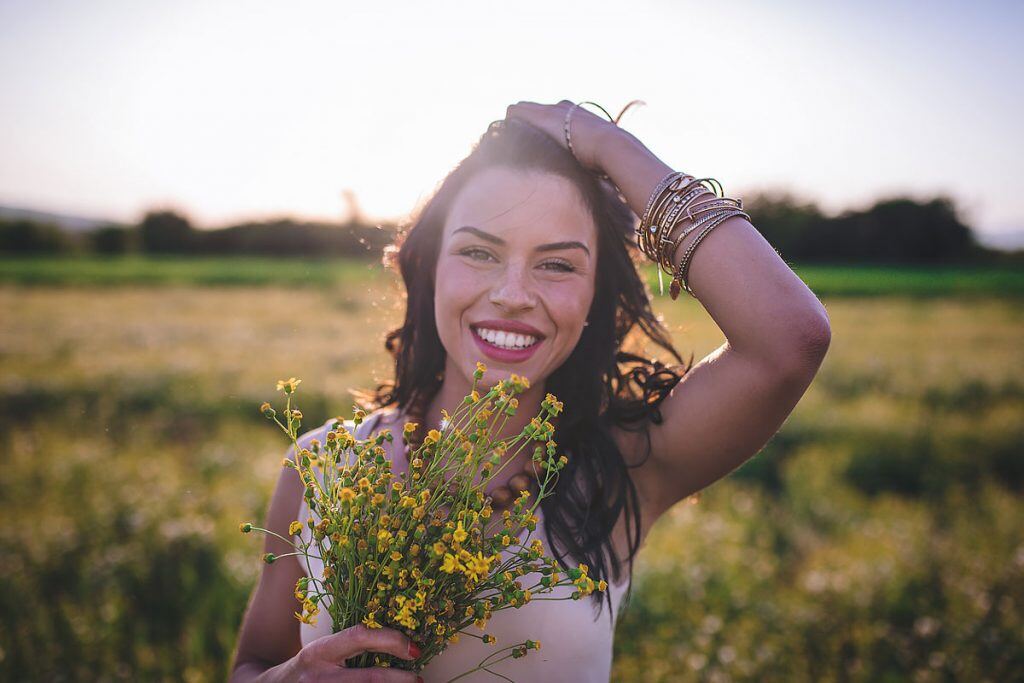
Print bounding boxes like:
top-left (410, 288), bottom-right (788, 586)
top-left (650, 186), bottom-right (716, 268)
top-left (643, 178), bottom-right (715, 263)
top-left (659, 203), bottom-right (742, 274)
top-left (636, 172), bottom-right (690, 253)
top-left (669, 209), bottom-right (751, 300)
top-left (655, 192), bottom-right (742, 273)
top-left (640, 178), bottom-right (701, 260)
top-left (639, 174), bottom-right (708, 257)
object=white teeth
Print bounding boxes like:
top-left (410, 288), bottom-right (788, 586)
top-left (474, 327), bottom-right (539, 350)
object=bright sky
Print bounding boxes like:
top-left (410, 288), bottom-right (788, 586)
top-left (1, 0), bottom-right (1021, 239)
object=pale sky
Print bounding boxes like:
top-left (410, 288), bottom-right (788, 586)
top-left (1, 0), bottom-right (1021, 239)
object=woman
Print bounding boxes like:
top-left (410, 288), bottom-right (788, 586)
top-left (230, 100), bottom-right (832, 682)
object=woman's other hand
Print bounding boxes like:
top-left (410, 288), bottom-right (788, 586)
top-left (290, 624), bottom-right (423, 682)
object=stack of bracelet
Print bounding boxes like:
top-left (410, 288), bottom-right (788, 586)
top-left (635, 170), bottom-right (751, 300)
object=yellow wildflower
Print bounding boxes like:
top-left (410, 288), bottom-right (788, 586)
top-left (276, 377), bottom-right (301, 393)
top-left (362, 611), bottom-right (382, 629)
top-left (338, 487), bottom-right (356, 502)
top-left (288, 520), bottom-right (303, 536)
top-left (462, 551), bottom-right (493, 583)
top-left (453, 521), bottom-right (468, 544)
top-left (441, 553), bottom-right (462, 574)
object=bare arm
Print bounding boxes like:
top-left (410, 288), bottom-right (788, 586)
top-left (599, 127), bottom-right (832, 514)
top-left (229, 441), bottom-right (308, 681)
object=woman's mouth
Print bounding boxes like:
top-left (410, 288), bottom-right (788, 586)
top-left (470, 324), bottom-right (543, 363)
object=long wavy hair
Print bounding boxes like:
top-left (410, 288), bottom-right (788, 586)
top-left (359, 117), bottom-right (693, 624)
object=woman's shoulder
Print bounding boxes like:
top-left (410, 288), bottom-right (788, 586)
top-left (367, 406), bottom-right (404, 432)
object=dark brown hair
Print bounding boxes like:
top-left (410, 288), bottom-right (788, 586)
top-left (361, 117), bottom-right (692, 624)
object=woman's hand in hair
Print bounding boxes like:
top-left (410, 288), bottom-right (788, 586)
top-left (505, 100), bottom-right (620, 175)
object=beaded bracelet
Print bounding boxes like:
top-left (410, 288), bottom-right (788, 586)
top-left (640, 177), bottom-right (713, 262)
top-left (648, 185), bottom-right (714, 267)
top-left (669, 208), bottom-right (752, 299)
top-left (659, 202), bottom-right (743, 275)
top-left (635, 171), bottom-right (692, 253)
top-left (646, 177), bottom-right (729, 269)
top-left (635, 169), bottom-right (747, 299)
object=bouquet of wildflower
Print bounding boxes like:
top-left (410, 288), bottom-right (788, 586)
top-left (240, 361), bottom-right (605, 680)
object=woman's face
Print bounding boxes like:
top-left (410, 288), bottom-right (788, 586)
top-left (434, 166), bottom-right (598, 392)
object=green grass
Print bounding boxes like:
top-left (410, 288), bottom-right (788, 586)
top-left (2, 256), bottom-right (1023, 297)
top-left (640, 262), bottom-right (1024, 299)
top-left (0, 255), bottom-right (388, 288)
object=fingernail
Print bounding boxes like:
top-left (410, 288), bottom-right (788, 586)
top-left (408, 641), bottom-right (422, 659)
top-left (417, 677), bottom-right (425, 683)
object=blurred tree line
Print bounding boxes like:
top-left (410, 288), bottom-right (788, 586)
top-left (1, 191), bottom-right (1021, 263)
top-left (0, 211), bottom-right (396, 259)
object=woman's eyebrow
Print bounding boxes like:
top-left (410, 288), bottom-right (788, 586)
top-left (453, 225), bottom-right (591, 257)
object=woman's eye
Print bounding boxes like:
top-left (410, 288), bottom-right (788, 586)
top-left (541, 260), bottom-right (575, 273)
top-left (459, 247), bottom-right (496, 262)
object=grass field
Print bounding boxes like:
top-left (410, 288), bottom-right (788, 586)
top-left (2, 255), bottom-right (1023, 298)
top-left (1, 257), bottom-right (1022, 681)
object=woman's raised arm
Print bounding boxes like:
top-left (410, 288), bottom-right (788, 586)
top-left (506, 100), bottom-right (831, 519)
top-left (595, 121), bottom-right (832, 515)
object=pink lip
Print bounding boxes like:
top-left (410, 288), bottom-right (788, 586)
top-left (470, 325), bottom-right (544, 364)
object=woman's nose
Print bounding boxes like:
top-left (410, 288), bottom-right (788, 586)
top-left (488, 264), bottom-right (537, 312)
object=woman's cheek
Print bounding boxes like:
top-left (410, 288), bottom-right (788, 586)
top-left (544, 282), bottom-right (593, 328)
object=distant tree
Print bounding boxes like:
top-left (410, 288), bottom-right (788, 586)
top-left (90, 224), bottom-right (138, 254)
top-left (139, 210), bottom-right (194, 254)
top-left (0, 219), bottom-right (70, 254)
top-left (808, 195), bottom-right (981, 263)
top-left (743, 191), bottom-right (827, 261)
top-left (194, 218), bottom-right (395, 258)
top-left (744, 191), bottom-right (989, 263)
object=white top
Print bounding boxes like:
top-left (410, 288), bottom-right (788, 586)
top-left (295, 412), bottom-right (630, 682)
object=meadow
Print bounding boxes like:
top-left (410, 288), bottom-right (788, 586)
top-left (1, 257), bottom-right (1022, 682)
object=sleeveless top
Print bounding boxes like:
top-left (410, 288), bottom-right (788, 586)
top-left (295, 412), bottom-right (630, 682)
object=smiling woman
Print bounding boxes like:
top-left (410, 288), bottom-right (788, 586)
top-left (437, 168), bottom-right (599, 391)
top-left (230, 101), bottom-right (831, 682)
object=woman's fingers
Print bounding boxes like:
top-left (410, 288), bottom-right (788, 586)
top-left (337, 668), bottom-right (421, 682)
top-left (311, 624), bottom-right (420, 665)
top-left (504, 100), bottom-right (612, 172)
